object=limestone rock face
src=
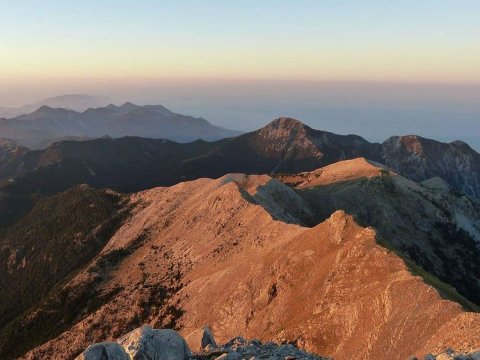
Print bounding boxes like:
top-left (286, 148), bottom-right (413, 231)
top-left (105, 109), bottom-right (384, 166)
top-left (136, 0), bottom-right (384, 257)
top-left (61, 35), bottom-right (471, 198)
top-left (118, 326), bottom-right (191, 360)
top-left (75, 342), bottom-right (129, 360)
top-left (184, 326), bottom-right (217, 352)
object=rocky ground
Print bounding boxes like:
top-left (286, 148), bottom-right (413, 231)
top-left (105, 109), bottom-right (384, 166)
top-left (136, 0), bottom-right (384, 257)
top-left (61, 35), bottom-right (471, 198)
top-left (76, 326), bottom-right (329, 360)
top-left (420, 350), bottom-right (480, 360)
top-left (75, 325), bottom-right (480, 360)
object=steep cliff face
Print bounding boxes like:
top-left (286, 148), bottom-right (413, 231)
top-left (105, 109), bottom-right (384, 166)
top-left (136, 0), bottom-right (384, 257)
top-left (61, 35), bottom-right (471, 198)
top-left (14, 174), bottom-right (480, 360)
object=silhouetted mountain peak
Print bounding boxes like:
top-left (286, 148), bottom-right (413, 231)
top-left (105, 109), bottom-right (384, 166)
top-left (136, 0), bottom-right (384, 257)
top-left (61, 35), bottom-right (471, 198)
top-left (36, 105), bottom-right (54, 112)
top-left (101, 102), bottom-right (141, 113)
top-left (263, 117), bottom-right (309, 132)
top-left (28, 105), bottom-right (74, 117)
top-left (119, 101), bottom-right (140, 111)
top-left (450, 139), bottom-right (474, 151)
top-left (0, 94), bottom-right (113, 119)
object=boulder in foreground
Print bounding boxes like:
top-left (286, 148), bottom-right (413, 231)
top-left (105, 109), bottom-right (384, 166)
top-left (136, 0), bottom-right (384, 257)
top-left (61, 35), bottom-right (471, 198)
top-left (118, 326), bottom-right (191, 360)
top-left (75, 342), bottom-right (129, 360)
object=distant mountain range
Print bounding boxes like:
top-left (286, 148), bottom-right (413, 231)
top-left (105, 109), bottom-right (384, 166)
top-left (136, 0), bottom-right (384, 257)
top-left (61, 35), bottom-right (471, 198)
top-left (0, 94), bottom-right (112, 119)
top-left (0, 101), bottom-right (242, 149)
top-left (1, 117), bottom-right (479, 199)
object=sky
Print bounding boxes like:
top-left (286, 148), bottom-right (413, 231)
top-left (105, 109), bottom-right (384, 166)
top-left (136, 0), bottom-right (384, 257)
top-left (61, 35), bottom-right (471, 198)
top-left (1, 1), bottom-right (480, 83)
top-left (0, 1), bottom-right (479, 148)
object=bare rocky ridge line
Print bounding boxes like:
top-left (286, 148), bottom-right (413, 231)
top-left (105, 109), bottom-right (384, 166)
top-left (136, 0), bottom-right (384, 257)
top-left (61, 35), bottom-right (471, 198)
top-left (16, 171), bottom-right (480, 360)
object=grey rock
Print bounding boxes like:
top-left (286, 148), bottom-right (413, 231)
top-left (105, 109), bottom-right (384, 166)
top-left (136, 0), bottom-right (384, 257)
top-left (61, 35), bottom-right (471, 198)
top-left (185, 326), bottom-right (217, 352)
top-left (75, 342), bottom-right (129, 360)
top-left (220, 337), bottom-right (327, 360)
top-left (118, 326), bottom-right (191, 360)
top-left (215, 352), bottom-right (242, 360)
top-left (224, 336), bottom-right (247, 347)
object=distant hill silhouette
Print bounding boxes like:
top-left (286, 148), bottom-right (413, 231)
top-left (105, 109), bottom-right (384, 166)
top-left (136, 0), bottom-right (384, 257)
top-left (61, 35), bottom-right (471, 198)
top-left (0, 94), bottom-right (111, 118)
top-left (0, 101), bottom-right (241, 149)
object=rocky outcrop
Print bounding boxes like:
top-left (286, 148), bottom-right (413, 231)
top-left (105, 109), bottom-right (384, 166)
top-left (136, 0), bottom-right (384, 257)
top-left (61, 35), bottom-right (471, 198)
top-left (204, 336), bottom-right (328, 360)
top-left (76, 326), bottom-right (327, 360)
top-left (184, 326), bottom-right (216, 352)
top-left (76, 343), bottom-right (129, 360)
top-left (118, 326), bottom-right (191, 360)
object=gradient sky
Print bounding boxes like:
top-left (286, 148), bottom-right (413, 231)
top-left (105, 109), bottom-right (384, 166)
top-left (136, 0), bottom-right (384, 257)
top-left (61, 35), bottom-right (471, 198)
top-left (1, 1), bottom-right (480, 149)
top-left (1, 1), bottom-right (480, 83)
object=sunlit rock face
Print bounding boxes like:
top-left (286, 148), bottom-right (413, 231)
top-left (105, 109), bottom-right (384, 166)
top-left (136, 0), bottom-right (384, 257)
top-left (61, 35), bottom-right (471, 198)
top-left (17, 172), bottom-right (480, 360)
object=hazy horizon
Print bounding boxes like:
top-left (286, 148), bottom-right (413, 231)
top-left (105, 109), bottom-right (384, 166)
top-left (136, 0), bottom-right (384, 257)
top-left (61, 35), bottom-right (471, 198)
top-left (1, 79), bottom-right (479, 150)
